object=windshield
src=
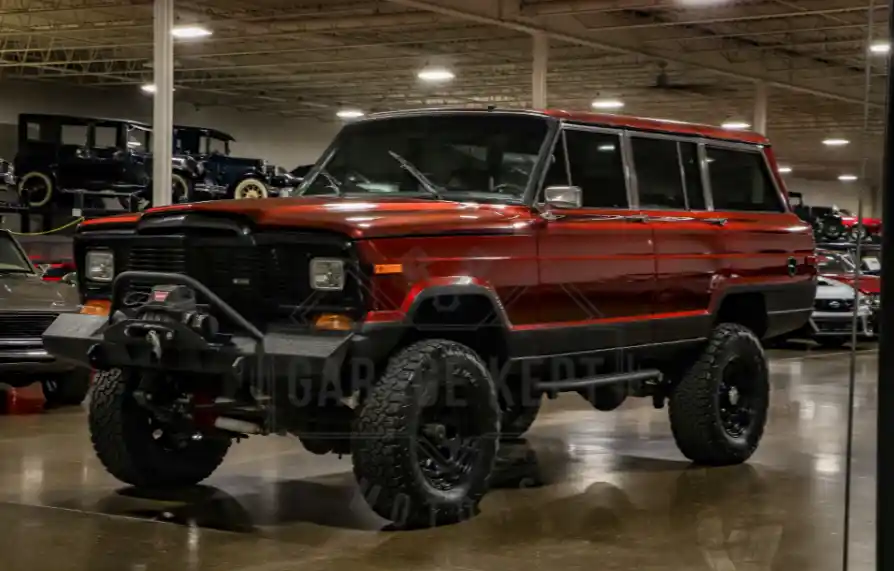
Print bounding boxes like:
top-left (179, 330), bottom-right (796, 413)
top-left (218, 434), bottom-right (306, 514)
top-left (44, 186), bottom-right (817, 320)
top-left (0, 234), bottom-right (33, 273)
top-left (203, 135), bottom-right (229, 155)
top-left (299, 114), bottom-right (550, 202)
top-left (818, 253), bottom-right (854, 274)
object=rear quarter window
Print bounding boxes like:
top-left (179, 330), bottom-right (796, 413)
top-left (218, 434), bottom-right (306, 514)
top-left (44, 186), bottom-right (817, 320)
top-left (706, 146), bottom-right (785, 213)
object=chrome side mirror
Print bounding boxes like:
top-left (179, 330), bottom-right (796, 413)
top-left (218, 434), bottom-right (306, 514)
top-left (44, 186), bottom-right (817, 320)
top-left (544, 185), bottom-right (582, 209)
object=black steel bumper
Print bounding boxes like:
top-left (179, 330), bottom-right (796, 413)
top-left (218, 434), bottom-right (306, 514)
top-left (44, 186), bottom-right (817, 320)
top-left (42, 271), bottom-right (356, 378)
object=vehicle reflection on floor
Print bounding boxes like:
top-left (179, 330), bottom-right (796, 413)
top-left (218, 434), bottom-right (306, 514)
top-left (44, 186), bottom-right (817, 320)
top-left (0, 347), bottom-right (878, 571)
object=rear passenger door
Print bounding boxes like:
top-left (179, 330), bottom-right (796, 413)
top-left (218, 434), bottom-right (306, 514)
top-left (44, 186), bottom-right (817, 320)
top-left (630, 134), bottom-right (722, 342)
top-left (534, 126), bottom-right (656, 353)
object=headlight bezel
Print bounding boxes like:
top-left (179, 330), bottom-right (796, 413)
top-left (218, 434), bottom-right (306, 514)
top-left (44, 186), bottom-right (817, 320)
top-left (85, 249), bottom-right (115, 283)
top-left (309, 257), bottom-right (346, 291)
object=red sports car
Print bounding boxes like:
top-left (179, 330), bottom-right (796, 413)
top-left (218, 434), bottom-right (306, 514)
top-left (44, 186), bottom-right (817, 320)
top-left (838, 209), bottom-right (882, 243)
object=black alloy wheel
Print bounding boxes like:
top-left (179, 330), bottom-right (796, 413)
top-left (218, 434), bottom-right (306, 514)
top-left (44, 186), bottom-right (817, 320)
top-left (416, 386), bottom-right (483, 491)
top-left (717, 357), bottom-right (758, 438)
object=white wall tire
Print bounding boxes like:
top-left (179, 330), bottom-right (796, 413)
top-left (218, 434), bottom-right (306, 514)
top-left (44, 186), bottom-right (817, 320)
top-left (172, 172), bottom-right (191, 204)
top-left (232, 177), bottom-right (269, 200)
top-left (17, 171), bottom-right (54, 208)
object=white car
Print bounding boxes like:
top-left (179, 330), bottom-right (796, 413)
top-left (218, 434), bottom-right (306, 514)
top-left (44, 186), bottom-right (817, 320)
top-left (807, 276), bottom-right (875, 347)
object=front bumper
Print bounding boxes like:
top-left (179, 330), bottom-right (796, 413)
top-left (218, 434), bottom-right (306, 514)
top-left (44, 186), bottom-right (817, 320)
top-left (41, 271), bottom-right (355, 380)
top-left (809, 309), bottom-right (875, 338)
top-left (0, 337), bottom-right (74, 383)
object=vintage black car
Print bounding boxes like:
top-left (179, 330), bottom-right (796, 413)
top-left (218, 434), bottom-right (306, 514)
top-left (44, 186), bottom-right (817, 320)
top-left (788, 192), bottom-right (848, 243)
top-left (174, 125), bottom-right (300, 198)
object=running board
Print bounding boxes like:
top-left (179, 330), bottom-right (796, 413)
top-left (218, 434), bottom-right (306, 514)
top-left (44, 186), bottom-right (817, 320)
top-left (533, 369), bottom-right (662, 392)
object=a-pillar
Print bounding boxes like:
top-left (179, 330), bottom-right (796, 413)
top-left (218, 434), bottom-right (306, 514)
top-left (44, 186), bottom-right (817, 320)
top-left (753, 81), bottom-right (768, 135)
top-left (532, 31), bottom-right (548, 109)
top-left (152, 0), bottom-right (174, 207)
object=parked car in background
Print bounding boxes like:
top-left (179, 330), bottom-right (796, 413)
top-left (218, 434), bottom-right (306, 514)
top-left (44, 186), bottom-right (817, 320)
top-left (789, 192), bottom-right (847, 243)
top-left (0, 157), bottom-right (14, 190)
top-left (30, 258), bottom-right (76, 282)
top-left (836, 208), bottom-right (882, 243)
top-left (0, 230), bottom-right (90, 406)
top-left (174, 125), bottom-right (300, 199)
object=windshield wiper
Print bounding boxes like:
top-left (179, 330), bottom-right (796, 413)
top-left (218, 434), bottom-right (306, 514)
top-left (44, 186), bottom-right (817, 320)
top-left (387, 150), bottom-right (443, 199)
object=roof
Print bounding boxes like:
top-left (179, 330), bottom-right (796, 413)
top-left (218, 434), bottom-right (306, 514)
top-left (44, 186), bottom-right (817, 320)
top-left (363, 107), bottom-right (769, 146)
top-left (19, 113), bottom-right (150, 128)
top-left (173, 125), bottom-right (236, 142)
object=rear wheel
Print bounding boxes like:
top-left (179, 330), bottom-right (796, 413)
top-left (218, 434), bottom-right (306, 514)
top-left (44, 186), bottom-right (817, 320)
top-left (669, 323), bottom-right (769, 466)
top-left (43, 368), bottom-right (91, 407)
top-left (352, 339), bottom-right (500, 529)
top-left (89, 369), bottom-right (231, 487)
top-left (17, 171), bottom-right (53, 208)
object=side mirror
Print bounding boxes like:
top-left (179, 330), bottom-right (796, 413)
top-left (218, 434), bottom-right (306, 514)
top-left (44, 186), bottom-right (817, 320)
top-left (544, 185), bottom-right (582, 209)
top-left (61, 272), bottom-right (77, 285)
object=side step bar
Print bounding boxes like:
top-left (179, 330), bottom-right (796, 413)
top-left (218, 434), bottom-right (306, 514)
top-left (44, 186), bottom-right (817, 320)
top-left (533, 369), bottom-right (662, 392)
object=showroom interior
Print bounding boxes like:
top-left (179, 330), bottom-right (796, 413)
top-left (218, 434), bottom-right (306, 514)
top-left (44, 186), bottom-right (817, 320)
top-left (0, 0), bottom-right (892, 570)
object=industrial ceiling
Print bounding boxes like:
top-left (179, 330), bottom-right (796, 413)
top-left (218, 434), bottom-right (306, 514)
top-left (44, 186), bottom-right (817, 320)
top-left (1, 0), bottom-right (888, 183)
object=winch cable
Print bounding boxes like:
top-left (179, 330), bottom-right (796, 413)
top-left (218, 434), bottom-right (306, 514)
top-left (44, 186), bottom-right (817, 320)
top-left (843, 1), bottom-right (876, 568)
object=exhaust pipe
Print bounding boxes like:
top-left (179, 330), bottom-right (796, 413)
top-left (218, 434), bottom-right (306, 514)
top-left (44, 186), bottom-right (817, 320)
top-left (214, 417), bottom-right (262, 435)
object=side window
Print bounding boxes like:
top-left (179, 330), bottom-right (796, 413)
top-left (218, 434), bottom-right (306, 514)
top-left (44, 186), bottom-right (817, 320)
top-left (26, 121), bottom-right (54, 143)
top-left (631, 136), bottom-right (685, 209)
top-left (60, 124), bottom-right (88, 146)
top-left (94, 125), bottom-right (118, 148)
top-left (679, 142), bottom-right (705, 210)
top-left (706, 146), bottom-right (784, 212)
top-left (562, 129), bottom-right (628, 208)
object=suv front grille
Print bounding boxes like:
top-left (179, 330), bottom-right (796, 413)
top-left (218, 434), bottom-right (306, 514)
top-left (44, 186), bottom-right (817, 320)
top-left (128, 246), bottom-right (187, 273)
top-left (0, 312), bottom-right (58, 337)
top-left (815, 299), bottom-right (853, 312)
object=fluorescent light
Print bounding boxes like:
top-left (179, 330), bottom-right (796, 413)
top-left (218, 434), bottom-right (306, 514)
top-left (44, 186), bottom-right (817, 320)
top-left (778, 166), bottom-right (792, 173)
top-left (336, 109), bottom-right (365, 119)
top-left (417, 67), bottom-right (455, 82)
top-left (823, 138), bottom-right (850, 146)
top-left (838, 174), bottom-right (858, 182)
top-left (597, 144), bottom-right (616, 151)
top-left (127, 140), bottom-right (141, 148)
top-left (721, 121), bottom-right (750, 130)
top-left (871, 41), bottom-right (890, 54)
top-left (591, 99), bottom-right (624, 110)
top-left (172, 25), bottom-right (212, 39)
top-left (141, 83), bottom-right (156, 93)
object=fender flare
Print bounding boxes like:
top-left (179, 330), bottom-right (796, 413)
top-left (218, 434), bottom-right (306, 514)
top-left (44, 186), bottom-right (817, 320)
top-left (399, 278), bottom-right (512, 330)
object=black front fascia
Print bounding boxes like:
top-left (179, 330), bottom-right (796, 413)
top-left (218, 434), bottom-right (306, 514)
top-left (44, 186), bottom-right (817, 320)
top-left (76, 214), bottom-right (367, 331)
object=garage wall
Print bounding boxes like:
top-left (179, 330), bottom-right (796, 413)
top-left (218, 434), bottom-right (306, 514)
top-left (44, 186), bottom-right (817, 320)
top-left (0, 80), bottom-right (339, 168)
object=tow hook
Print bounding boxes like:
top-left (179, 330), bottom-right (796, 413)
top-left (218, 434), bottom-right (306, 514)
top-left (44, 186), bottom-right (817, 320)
top-left (146, 329), bottom-right (163, 363)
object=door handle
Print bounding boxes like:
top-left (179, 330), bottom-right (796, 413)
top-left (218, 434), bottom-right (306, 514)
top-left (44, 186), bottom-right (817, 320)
top-left (624, 214), bottom-right (650, 223)
top-left (703, 217), bottom-right (728, 226)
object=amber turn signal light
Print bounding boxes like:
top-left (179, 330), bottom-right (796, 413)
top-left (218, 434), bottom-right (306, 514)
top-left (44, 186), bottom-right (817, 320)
top-left (314, 313), bottom-right (354, 331)
top-left (374, 263), bottom-right (403, 275)
top-left (80, 299), bottom-right (111, 316)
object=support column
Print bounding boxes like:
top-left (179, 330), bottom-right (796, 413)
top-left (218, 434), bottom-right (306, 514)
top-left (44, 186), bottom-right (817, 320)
top-left (152, 0), bottom-right (174, 207)
top-left (752, 81), bottom-right (768, 135)
top-left (532, 31), bottom-right (548, 109)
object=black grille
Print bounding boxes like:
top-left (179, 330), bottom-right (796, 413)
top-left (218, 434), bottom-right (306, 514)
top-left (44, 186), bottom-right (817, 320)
top-left (0, 312), bottom-right (58, 337)
top-left (815, 299), bottom-right (854, 312)
top-left (128, 245), bottom-right (187, 273)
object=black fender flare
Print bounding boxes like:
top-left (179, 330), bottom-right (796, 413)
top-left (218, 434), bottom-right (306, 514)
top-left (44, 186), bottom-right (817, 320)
top-left (402, 283), bottom-right (513, 330)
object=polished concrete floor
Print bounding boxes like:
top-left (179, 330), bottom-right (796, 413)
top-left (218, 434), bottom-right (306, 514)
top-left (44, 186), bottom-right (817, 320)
top-left (0, 345), bottom-right (879, 571)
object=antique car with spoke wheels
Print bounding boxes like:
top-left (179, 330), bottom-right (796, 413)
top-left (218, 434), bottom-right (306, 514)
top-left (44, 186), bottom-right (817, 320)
top-left (173, 125), bottom-right (300, 199)
top-left (43, 108), bottom-right (814, 528)
top-left (0, 230), bottom-right (90, 406)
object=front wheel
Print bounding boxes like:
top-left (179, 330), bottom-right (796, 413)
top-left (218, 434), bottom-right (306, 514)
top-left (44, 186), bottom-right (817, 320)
top-left (43, 368), bottom-right (92, 407)
top-left (232, 177), bottom-right (269, 200)
top-left (89, 369), bottom-right (231, 488)
top-left (17, 171), bottom-right (54, 208)
top-left (352, 340), bottom-right (500, 529)
top-left (669, 323), bottom-right (769, 466)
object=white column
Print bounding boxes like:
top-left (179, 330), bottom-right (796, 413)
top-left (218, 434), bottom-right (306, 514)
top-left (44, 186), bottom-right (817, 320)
top-left (753, 81), bottom-right (768, 135)
top-left (152, 0), bottom-right (174, 207)
top-left (532, 32), bottom-right (548, 109)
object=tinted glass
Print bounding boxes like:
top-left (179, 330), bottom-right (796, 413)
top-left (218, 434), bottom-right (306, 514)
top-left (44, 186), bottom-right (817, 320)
top-left (562, 129), bottom-right (628, 208)
top-left (706, 146), bottom-right (784, 212)
top-left (632, 136), bottom-right (685, 209)
top-left (301, 115), bottom-right (550, 202)
top-left (680, 141), bottom-right (705, 209)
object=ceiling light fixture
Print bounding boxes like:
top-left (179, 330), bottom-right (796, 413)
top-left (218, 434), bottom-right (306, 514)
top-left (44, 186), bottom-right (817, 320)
top-left (823, 138), bottom-right (850, 146)
top-left (336, 109), bottom-right (365, 119)
top-left (778, 166), bottom-right (792, 173)
top-left (417, 67), bottom-right (455, 82)
top-left (838, 174), bottom-right (858, 182)
top-left (591, 99), bottom-right (624, 110)
top-left (140, 83), bottom-right (156, 93)
top-left (870, 41), bottom-right (891, 54)
top-left (721, 121), bottom-right (751, 130)
top-left (172, 25), bottom-right (212, 39)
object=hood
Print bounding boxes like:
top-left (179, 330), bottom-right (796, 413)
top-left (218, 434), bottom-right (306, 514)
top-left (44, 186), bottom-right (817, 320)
top-left (816, 277), bottom-right (857, 299)
top-left (140, 196), bottom-right (536, 239)
top-left (0, 272), bottom-right (79, 312)
top-left (822, 273), bottom-right (881, 295)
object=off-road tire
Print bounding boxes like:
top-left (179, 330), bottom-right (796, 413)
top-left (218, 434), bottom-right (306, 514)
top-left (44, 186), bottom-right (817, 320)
top-left (89, 369), bottom-right (231, 488)
top-left (352, 339), bottom-right (500, 529)
top-left (43, 368), bottom-right (92, 407)
top-left (669, 323), bottom-right (769, 466)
